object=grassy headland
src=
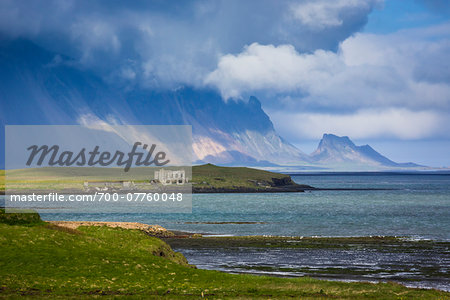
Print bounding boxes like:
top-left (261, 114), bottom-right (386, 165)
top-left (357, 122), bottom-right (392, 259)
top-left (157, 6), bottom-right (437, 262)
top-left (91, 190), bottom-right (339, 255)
top-left (0, 210), bottom-right (448, 299)
top-left (191, 164), bottom-right (312, 192)
top-left (0, 164), bottom-right (312, 194)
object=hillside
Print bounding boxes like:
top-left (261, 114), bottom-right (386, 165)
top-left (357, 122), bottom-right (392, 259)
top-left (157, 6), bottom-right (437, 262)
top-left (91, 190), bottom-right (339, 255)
top-left (192, 164), bottom-right (312, 192)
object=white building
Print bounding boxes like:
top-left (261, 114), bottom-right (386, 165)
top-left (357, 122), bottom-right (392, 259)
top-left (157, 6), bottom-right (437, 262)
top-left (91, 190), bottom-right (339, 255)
top-left (154, 169), bottom-right (187, 185)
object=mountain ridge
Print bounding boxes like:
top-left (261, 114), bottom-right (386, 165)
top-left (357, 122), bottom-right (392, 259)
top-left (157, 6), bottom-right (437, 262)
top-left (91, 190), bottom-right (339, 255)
top-left (0, 39), bottom-right (424, 170)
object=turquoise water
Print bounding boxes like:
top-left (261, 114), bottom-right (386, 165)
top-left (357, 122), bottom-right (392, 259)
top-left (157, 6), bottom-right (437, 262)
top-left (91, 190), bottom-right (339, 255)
top-left (34, 173), bottom-right (450, 240)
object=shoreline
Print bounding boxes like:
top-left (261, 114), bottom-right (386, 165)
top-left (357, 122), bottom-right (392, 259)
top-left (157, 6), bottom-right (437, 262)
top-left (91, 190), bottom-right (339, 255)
top-left (39, 220), bottom-right (450, 242)
top-left (162, 233), bottom-right (450, 292)
top-left (47, 220), bottom-right (176, 237)
top-left (0, 186), bottom-right (400, 195)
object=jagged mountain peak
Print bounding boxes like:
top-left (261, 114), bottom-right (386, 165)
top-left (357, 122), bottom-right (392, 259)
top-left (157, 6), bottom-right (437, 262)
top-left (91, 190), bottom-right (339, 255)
top-left (317, 134), bottom-right (355, 150)
top-left (248, 96), bottom-right (262, 109)
top-left (312, 134), bottom-right (421, 168)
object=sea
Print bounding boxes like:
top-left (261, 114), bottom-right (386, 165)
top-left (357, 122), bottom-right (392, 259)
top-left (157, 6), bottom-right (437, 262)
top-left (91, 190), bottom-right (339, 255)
top-left (2, 173), bottom-right (450, 291)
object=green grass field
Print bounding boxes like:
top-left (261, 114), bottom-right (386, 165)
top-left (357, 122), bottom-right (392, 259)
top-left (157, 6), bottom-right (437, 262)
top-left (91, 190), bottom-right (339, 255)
top-left (0, 210), bottom-right (448, 299)
top-left (1, 164), bottom-right (300, 192)
top-left (191, 163), bottom-right (297, 189)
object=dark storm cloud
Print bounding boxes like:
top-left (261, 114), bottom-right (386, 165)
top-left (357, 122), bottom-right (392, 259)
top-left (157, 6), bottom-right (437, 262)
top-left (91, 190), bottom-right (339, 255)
top-left (0, 0), bottom-right (381, 88)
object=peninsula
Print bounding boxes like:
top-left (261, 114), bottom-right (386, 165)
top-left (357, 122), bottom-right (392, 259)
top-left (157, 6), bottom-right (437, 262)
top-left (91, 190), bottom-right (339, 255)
top-left (191, 164), bottom-right (313, 193)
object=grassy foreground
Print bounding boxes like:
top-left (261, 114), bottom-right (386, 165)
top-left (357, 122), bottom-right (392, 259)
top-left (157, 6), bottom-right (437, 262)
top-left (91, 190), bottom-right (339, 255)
top-left (1, 211), bottom-right (449, 299)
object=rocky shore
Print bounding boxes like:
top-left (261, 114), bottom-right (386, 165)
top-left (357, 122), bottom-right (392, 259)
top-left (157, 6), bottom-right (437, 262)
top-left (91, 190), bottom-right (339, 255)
top-left (48, 221), bottom-right (175, 237)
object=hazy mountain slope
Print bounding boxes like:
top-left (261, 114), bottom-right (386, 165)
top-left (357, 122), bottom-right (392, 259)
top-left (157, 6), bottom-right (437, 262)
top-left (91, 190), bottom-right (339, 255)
top-left (121, 88), bottom-right (310, 165)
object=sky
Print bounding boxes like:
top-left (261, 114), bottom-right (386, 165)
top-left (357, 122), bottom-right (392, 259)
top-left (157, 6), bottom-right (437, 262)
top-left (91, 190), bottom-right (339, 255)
top-left (0, 0), bottom-right (449, 166)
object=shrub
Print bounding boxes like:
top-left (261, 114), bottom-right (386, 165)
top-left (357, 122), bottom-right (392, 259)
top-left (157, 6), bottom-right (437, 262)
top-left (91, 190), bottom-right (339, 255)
top-left (0, 208), bottom-right (43, 225)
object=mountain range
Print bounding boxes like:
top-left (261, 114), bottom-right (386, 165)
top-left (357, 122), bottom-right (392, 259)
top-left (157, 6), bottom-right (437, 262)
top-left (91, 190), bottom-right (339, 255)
top-left (0, 39), bottom-right (423, 171)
